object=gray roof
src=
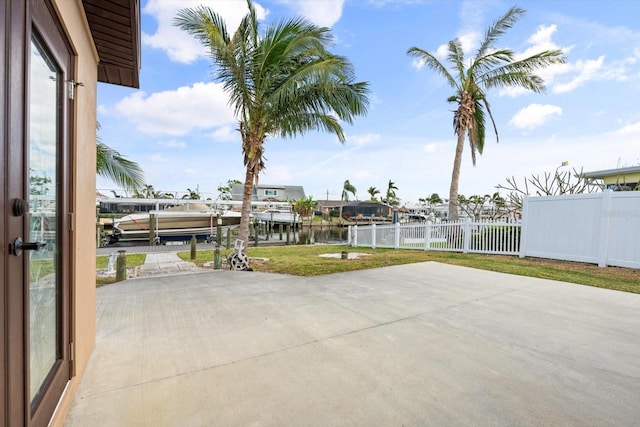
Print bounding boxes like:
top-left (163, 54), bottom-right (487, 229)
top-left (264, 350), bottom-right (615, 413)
top-left (230, 183), bottom-right (306, 201)
top-left (582, 166), bottom-right (640, 178)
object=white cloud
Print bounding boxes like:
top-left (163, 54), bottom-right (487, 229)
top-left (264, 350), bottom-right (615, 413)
top-left (553, 56), bottom-right (605, 93)
top-left (509, 104), bottom-right (562, 131)
top-left (500, 25), bottom-right (573, 97)
top-left (143, 0), bottom-right (268, 64)
top-left (157, 140), bottom-right (186, 149)
top-left (434, 31), bottom-right (480, 61)
top-left (281, 0), bottom-right (345, 27)
top-left (411, 58), bottom-right (425, 70)
top-left (423, 143), bottom-right (439, 153)
top-left (609, 121), bottom-right (640, 136)
top-left (347, 132), bottom-right (381, 146)
top-left (211, 126), bottom-right (238, 142)
top-left (114, 82), bottom-right (235, 136)
top-left (150, 154), bottom-right (169, 163)
top-left (261, 165), bottom-right (292, 183)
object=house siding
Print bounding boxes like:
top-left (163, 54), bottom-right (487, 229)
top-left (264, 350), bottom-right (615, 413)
top-left (49, 0), bottom-right (99, 425)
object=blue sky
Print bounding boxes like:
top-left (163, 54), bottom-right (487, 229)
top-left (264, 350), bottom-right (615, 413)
top-left (97, 0), bottom-right (640, 203)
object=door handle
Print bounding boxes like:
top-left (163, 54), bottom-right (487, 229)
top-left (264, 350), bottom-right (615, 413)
top-left (9, 237), bottom-right (47, 256)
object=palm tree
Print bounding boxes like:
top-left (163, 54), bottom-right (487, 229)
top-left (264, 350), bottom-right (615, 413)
top-left (428, 193), bottom-right (443, 205)
top-left (407, 6), bottom-right (565, 221)
top-left (383, 179), bottom-right (399, 206)
top-left (96, 123), bottom-right (144, 191)
top-left (339, 179), bottom-right (357, 220)
top-left (175, 1), bottom-right (369, 247)
top-left (367, 186), bottom-right (380, 202)
top-left (182, 188), bottom-right (201, 200)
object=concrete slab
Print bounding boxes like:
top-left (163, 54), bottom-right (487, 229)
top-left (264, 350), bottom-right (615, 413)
top-left (66, 262), bottom-right (640, 426)
top-left (137, 252), bottom-right (204, 277)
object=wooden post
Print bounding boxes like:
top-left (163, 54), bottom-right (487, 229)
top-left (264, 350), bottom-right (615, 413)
top-left (286, 224), bottom-right (291, 245)
top-left (149, 213), bottom-right (157, 246)
top-left (190, 235), bottom-right (197, 260)
top-left (214, 246), bottom-right (221, 270)
top-left (254, 219), bottom-right (259, 247)
top-left (115, 250), bottom-right (127, 282)
top-left (96, 222), bottom-right (103, 248)
top-left (226, 226), bottom-right (231, 249)
top-left (216, 213), bottom-right (222, 246)
top-left (279, 224), bottom-right (283, 241)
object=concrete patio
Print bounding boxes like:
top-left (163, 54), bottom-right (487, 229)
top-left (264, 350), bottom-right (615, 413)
top-left (65, 262), bottom-right (640, 426)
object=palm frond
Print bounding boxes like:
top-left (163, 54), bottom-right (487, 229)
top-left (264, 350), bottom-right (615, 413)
top-left (480, 49), bottom-right (565, 92)
top-left (475, 6), bottom-right (526, 59)
top-left (96, 141), bottom-right (145, 190)
top-left (406, 47), bottom-right (458, 90)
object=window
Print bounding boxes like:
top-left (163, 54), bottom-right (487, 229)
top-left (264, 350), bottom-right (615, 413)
top-left (265, 189), bottom-right (278, 196)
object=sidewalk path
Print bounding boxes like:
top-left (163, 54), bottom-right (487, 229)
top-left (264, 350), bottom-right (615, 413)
top-left (137, 252), bottom-right (205, 277)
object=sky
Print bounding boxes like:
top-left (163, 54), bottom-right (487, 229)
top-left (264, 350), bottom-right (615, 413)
top-left (96, 0), bottom-right (640, 204)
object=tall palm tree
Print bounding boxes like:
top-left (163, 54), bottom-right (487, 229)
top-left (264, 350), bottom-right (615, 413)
top-left (175, 1), bottom-right (369, 246)
top-left (384, 179), bottom-right (399, 205)
top-left (96, 123), bottom-right (144, 192)
top-left (339, 179), bottom-right (357, 220)
top-left (367, 186), bottom-right (380, 201)
top-left (407, 6), bottom-right (565, 221)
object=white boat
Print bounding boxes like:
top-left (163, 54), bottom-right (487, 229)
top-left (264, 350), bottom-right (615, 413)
top-left (109, 204), bottom-right (241, 244)
top-left (253, 209), bottom-right (300, 225)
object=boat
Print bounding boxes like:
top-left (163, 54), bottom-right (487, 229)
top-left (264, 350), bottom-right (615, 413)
top-left (253, 209), bottom-right (300, 225)
top-left (108, 203), bottom-right (241, 244)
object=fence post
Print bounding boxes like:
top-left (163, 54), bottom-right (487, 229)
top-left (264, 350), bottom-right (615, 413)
top-left (519, 196), bottom-right (529, 258)
top-left (347, 225), bottom-right (352, 246)
top-left (597, 190), bottom-right (613, 267)
top-left (353, 225), bottom-right (358, 247)
top-left (394, 222), bottom-right (401, 249)
top-left (371, 224), bottom-right (377, 249)
top-left (463, 218), bottom-right (471, 253)
top-left (424, 221), bottom-right (431, 251)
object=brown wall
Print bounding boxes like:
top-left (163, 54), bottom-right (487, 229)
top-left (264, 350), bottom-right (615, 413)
top-left (49, 0), bottom-right (99, 425)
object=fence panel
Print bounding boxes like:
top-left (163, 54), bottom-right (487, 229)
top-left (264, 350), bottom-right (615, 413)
top-left (351, 219), bottom-right (521, 255)
top-left (468, 222), bottom-right (521, 255)
top-left (349, 191), bottom-right (639, 269)
top-left (521, 191), bottom-right (640, 268)
top-left (521, 194), bottom-right (603, 264)
top-left (606, 192), bottom-right (640, 268)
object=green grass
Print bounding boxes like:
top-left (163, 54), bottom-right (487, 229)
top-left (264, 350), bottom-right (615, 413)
top-left (178, 244), bottom-right (640, 294)
top-left (96, 253), bottom-right (146, 286)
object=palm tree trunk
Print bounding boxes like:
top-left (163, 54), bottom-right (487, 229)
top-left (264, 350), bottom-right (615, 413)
top-left (238, 168), bottom-right (254, 249)
top-left (448, 132), bottom-right (466, 221)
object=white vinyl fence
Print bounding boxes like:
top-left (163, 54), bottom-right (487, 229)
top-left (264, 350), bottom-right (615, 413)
top-left (521, 190), bottom-right (640, 268)
top-left (349, 219), bottom-right (521, 255)
top-left (349, 190), bottom-right (640, 269)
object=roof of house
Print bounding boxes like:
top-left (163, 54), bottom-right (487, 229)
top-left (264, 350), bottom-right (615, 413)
top-left (82, 0), bottom-right (141, 88)
top-left (230, 183), bottom-right (306, 201)
top-left (582, 166), bottom-right (640, 179)
top-left (316, 200), bottom-right (343, 208)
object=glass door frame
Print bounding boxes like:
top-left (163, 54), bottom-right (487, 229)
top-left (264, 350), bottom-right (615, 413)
top-left (3, 0), bottom-right (74, 425)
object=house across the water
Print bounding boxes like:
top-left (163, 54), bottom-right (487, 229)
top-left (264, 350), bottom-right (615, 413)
top-left (583, 166), bottom-right (640, 191)
top-left (230, 183), bottom-right (306, 202)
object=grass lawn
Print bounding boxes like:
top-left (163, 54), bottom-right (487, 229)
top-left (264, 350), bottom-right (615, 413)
top-left (96, 253), bottom-right (146, 286)
top-left (178, 244), bottom-right (640, 294)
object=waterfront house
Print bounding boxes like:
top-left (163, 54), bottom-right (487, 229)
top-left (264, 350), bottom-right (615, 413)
top-left (583, 166), bottom-right (640, 191)
top-left (230, 183), bottom-right (306, 202)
